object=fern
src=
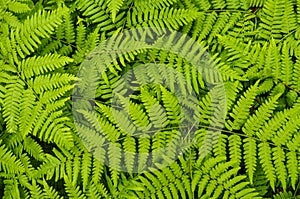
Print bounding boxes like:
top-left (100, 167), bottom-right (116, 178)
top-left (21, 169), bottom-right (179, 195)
top-left (1, 0), bottom-right (300, 198)
top-left (12, 7), bottom-right (68, 58)
top-left (126, 7), bottom-right (199, 31)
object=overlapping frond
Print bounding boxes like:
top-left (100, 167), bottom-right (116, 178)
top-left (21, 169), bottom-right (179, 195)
top-left (1, 0), bottom-right (300, 198)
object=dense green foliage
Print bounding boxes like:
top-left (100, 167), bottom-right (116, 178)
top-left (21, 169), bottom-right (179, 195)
top-left (1, 0), bottom-right (300, 198)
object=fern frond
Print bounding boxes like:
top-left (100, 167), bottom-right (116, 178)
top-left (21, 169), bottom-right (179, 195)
top-left (211, 0), bottom-right (226, 9)
top-left (4, 0), bottom-right (31, 14)
top-left (226, 81), bottom-right (259, 131)
top-left (264, 39), bottom-right (280, 81)
top-left (243, 137), bottom-right (257, 184)
top-left (207, 12), bottom-right (231, 44)
top-left (29, 103), bottom-right (74, 149)
top-left (127, 101), bottom-right (151, 131)
top-left (281, 0), bottom-right (297, 34)
top-left (137, 160), bottom-right (191, 199)
top-left (195, 156), bottom-right (261, 198)
top-left (33, 154), bottom-right (62, 180)
top-left (123, 136), bottom-right (136, 173)
top-left (0, 144), bottom-right (25, 174)
top-left (76, 0), bottom-right (123, 33)
top-left (272, 191), bottom-right (294, 199)
top-left (108, 143), bottom-right (121, 185)
top-left (127, 7), bottom-right (199, 31)
top-left (75, 22), bottom-right (86, 50)
top-left (0, 9), bottom-right (21, 27)
top-left (81, 152), bottom-right (91, 191)
top-left (161, 86), bottom-right (182, 125)
top-left (28, 179), bottom-right (43, 199)
top-left (3, 178), bottom-right (21, 199)
top-left (272, 147), bottom-right (287, 190)
top-left (242, 94), bottom-right (279, 136)
top-left (63, 12), bottom-right (75, 44)
top-left (23, 136), bottom-right (45, 161)
top-left (30, 73), bottom-right (76, 94)
top-left (134, 0), bottom-right (177, 9)
top-left (1, 0), bottom-right (299, 197)
top-left (292, 59), bottom-right (300, 91)
top-left (228, 135), bottom-right (242, 167)
top-left (271, 115), bottom-right (300, 146)
top-left (19, 54), bottom-right (73, 79)
top-left (40, 179), bottom-right (63, 199)
top-left (194, 12), bottom-right (218, 42)
top-left (223, 81), bottom-right (242, 111)
top-left (137, 135), bottom-right (151, 172)
top-left (258, 0), bottom-right (297, 40)
top-left (257, 106), bottom-right (296, 141)
top-left (111, 104), bottom-right (137, 136)
top-left (141, 87), bottom-right (168, 129)
top-left (107, 0), bottom-right (124, 23)
top-left (91, 158), bottom-right (105, 184)
top-left (11, 7), bottom-right (68, 58)
top-left (64, 174), bottom-right (87, 199)
top-left (258, 142), bottom-right (276, 191)
top-left (218, 35), bottom-right (262, 69)
top-left (2, 77), bottom-right (24, 133)
top-left (213, 134), bottom-right (228, 158)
